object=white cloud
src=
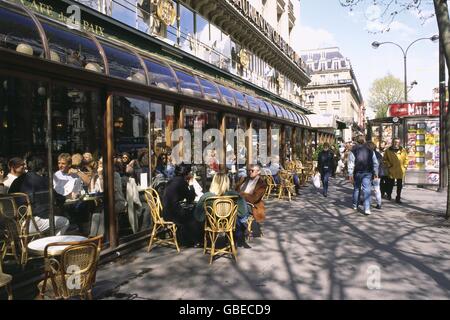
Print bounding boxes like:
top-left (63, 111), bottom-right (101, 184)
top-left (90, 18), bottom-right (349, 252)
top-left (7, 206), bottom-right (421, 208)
top-left (297, 25), bottom-right (337, 51)
top-left (365, 19), bottom-right (414, 36)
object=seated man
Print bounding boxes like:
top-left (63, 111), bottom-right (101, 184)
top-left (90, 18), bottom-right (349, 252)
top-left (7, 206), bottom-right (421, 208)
top-left (2, 157), bottom-right (26, 193)
top-left (162, 164), bottom-right (197, 246)
top-left (235, 164), bottom-right (267, 236)
top-left (9, 156), bottom-right (69, 235)
top-left (53, 153), bottom-right (89, 234)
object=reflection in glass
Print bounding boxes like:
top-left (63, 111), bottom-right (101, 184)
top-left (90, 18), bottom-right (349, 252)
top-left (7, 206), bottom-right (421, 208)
top-left (183, 107), bottom-right (219, 187)
top-left (0, 7), bottom-right (44, 58)
top-left (174, 69), bottom-right (202, 97)
top-left (244, 94), bottom-right (260, 113)
top-left (180, 4), bottom-right (195, 54)
top-left (230, 89), bottom-right (248, 109)
top-left (51, 84), bottom-right (105, 239)
top-left (145, 58), bottom-right (178, 91)
top-left (102, 43), bottom-right (146, 83)
top-left (198, 77), bottom-right (221, 103)
top-left (42, 22), bottom-right (105, 71)
top-left (263, 101), bottom-right (277, 116)
top-left (113, 95), bottom-right (153, 239)
top-left (218, 85), bottom-right (236, 107)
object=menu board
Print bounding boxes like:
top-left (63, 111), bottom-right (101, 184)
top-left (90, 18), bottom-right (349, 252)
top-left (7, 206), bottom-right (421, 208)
top-left (405, 119), bottom-right (439, 185)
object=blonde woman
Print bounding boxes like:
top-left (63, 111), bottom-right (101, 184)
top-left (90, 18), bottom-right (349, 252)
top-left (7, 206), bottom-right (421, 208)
top-left (194, 173), bottom-right (250, 248)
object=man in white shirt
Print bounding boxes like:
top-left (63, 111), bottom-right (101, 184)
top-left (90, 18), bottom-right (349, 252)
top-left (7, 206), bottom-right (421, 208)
top-left (2, 157), bottom-right (26, 193)
top-left (53, 153), bottom-right (84, 198)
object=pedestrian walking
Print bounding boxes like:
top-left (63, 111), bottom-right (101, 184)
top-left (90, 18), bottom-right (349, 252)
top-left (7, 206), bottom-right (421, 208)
top-left (378, 141), bottom-right (389, 198)
top-left (348, 135), bottom-right (379, 215)
top-left (367, 142), bottom-right (383, 209)
top-left (383, 138), bottom-right (408, 203)
top-left (318, 142), bottom-right (334, 197)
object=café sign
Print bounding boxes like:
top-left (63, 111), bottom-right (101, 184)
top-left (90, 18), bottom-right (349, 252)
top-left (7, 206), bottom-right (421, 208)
top-left (389, 102), bottom-right (440, 117)
top-left (227, 0), bottom-right (301, 67)
top-left (14, 0), bottom-right (105, 36)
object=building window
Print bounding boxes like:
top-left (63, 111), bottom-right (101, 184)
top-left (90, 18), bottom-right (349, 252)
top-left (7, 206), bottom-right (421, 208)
top-left (179, 4), bottom-right (194, 53)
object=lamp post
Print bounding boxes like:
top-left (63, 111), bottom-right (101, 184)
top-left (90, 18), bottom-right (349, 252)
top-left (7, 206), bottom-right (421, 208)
top-left (371, 35), bottom-right (439, 102)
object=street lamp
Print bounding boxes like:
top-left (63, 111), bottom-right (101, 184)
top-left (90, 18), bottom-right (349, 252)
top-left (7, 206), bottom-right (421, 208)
top-left (371, 35), bottom-right (439, 102)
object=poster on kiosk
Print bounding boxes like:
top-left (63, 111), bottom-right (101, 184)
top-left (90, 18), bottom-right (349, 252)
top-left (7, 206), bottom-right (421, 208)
top-left (389, 101), bottom-right (440, 186)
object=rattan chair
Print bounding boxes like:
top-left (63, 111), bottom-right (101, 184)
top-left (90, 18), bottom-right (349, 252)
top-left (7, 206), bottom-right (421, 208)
top-left (278, 170), bottom-right (296, 201)
top-left (262, 174), bottom-right (277, 200)
top-left (0, 193), bottom-right (42, 267)
top-left (0, 239), bottom-right (13, 300)
top-left (203, 196), bottom-right (238, 264)
top-left (37, 235), bottom-right (103, 300)
top-left (144, 188), bottom-right (180, 253)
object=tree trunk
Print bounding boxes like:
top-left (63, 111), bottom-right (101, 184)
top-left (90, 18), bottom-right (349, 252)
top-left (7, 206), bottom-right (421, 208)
top-left (433, 0), bottom-right (450, 219)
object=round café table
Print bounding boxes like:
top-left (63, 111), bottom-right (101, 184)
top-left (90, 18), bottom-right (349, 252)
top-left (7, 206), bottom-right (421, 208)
top-left (28, 235), bottom-right (88, 256)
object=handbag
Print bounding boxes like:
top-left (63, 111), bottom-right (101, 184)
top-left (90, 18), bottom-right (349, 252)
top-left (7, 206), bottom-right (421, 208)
top-left (312, 173), bottom-right (321, 188)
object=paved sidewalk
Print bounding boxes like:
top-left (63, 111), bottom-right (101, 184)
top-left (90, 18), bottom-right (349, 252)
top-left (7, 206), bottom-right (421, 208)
top-left (95, 178), bottom-right (450, 300)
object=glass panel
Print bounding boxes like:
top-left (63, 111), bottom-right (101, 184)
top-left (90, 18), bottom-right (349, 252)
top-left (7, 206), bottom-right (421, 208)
top-left (244, 94), bottom-right (260, 113)
top-left (263, 101), bottom-right (277, 116)
top-left (230, 89), bottom-right (248, 109)
top-left (145, 58), bottom-right (178, 92)
top-left (225, 116), bottom-right (247, 181)
top-left (294, 111), bottom-right (304, 125)
top-left (41, 22), bottom-right (105, 71)
top-left (196, 13), bottom-right (209, 61)
top-left (251, 119), bottom-right (268, 167)
top-left (272, 104), bottom-right (283, 118)
top-left (285, 126), bottom-right (293, 161)
top-left (174, 69), bottom-right (202, 97)
top-left (218, 85), bottom-right (236, 107)
top-left (295, 128), bottom-right (302, 161)
top-left (280, 107), bottom-right (290, 120)
top-left (183, 108), bottom-right (219, 188)
top-left (102, 43), bottom-right (146, 83)
top-left (150, 103), bottom-right (175, 179)
top-left (113, 95), bottom-right (153, 239)
top-left (256, 98), bottom-right (269, 114)
top-left (0, 7), bottom-right (44, 58)
top-left (51, 83), bottom-right (105, 239)
top-left (179, 4), bottom-right (195, 54)
top-left (0, 76), bottom-right (47, 172)
top-left (112, 0), bottom-right (137, 29)
top-left (286, 109), bottom-right (295, 122)
top-left (198, 77), bottom-right (221, 103)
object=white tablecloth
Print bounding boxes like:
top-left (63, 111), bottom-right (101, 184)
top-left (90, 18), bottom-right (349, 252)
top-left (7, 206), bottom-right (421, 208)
top-left (28, 235), bottom-right (88, 255)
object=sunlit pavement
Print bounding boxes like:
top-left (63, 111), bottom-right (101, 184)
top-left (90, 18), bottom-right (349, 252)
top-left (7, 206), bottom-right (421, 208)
top-left (95, 177), bottom-right (450, 300)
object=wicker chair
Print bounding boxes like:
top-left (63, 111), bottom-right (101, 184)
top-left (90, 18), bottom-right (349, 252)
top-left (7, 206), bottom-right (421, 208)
top-left (0, 239), bottom-right (13, 300)
top-left (203, 196), bottom-right (238, 264)
top-left (37, 235), bottom-right (103, 300)
top-left (262, 173), bottom-right (277, 200)
top-left (278, 170), bottom-right (296, 201)
top-left (144, 188), bottom-right (180, 253)
top-left (0, 193), bottom-right (42, 267)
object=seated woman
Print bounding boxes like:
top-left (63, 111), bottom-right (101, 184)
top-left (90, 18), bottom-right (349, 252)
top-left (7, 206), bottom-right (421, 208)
top-left (162, 164), bottom-right (198, 246)
top-left (194, 173), bottom-right (251, 248)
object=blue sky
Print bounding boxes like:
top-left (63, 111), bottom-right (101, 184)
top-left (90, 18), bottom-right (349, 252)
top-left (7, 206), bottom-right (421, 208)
top-left (297, 0), bottom-right (440, 117)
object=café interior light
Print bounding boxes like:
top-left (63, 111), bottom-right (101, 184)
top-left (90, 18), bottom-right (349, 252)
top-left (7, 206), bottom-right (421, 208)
top-left (16, 43), bottom-right (33, 55)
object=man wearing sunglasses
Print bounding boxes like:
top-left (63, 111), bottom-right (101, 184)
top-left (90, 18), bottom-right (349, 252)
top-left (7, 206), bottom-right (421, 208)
top-left (235, 164), bottom-right (267, 226)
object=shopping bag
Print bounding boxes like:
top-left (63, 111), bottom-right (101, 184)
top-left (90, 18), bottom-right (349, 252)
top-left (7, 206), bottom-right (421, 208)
top-left (312, 173), bottom-right (321, 188)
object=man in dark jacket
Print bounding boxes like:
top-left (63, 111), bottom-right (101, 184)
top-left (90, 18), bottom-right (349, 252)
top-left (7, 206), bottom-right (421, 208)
top-left (8, 156), bottom-right (69, 235)
top-left (318, 142), bottom-right (334, 197)
top-left (348, 136), bottom-right (379, 215)
top-left (162, 163), bottom-right (197, 246)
